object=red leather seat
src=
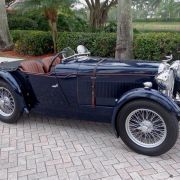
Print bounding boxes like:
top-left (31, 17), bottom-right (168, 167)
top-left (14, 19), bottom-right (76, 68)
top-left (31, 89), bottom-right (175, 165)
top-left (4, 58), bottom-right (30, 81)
top-left (41, 56), bottom-right (62, 73)
top-left (20, 61), bottom-right (45, 74)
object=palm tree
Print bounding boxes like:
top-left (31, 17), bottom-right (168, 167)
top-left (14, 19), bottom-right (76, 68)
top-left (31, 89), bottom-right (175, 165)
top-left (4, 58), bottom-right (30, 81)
top-left (132, 0), bottom-right (161, 19)
top-left (157, 0), bottom-right (180, 18)
top-left (13, 0), bottom-right (76, 53)
top-left (115, 0), bottom-right (133, 59)
top-left (0, 0), bottom-right (13, 51)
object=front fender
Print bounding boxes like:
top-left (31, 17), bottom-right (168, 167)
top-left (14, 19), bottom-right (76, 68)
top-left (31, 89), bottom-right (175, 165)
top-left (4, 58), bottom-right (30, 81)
top-left (112, 88), bottom-right (180, 137)
top-left (0, 71), bottom-right (28, 112)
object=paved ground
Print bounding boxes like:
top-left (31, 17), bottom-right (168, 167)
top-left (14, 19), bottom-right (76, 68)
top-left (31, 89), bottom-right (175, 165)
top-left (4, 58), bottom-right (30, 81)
top-left (0, 115), bottom-right (180, 180)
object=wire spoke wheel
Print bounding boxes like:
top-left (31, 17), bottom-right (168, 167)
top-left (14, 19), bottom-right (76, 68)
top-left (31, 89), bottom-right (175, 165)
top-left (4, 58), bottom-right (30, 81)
top-left (125, 108), bottom-right (167, 148)
top-left (118, 100), bottom-right (179, 155)
top-left (0, 87), bottom-right (15, 117)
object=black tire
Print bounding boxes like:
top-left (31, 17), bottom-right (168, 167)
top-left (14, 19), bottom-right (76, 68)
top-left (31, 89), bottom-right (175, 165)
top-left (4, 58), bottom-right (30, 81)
top-left (0, 80), bottom-right (22, 123)
top-left (117, 100), bottom-right (179, 156)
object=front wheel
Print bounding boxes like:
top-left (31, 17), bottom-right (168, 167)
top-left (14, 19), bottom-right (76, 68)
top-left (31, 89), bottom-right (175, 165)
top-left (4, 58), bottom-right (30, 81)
top-left (117, 100), bottom-right (179, 156)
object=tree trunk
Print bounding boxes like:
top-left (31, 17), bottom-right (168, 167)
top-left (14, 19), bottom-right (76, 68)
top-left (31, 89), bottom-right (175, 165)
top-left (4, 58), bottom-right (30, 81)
top-left (45, 8), bottom-right (58, 54)
top-left (115, 0), bottom-right (133, 60)
top-left (0, 0), bottom-right (13, 51)
top-left (89, 7), bottom-right (108, 30)
top-left (85, 0), bottom-right (117, 30)
top-left (48, 19), bottom-right (57, 53)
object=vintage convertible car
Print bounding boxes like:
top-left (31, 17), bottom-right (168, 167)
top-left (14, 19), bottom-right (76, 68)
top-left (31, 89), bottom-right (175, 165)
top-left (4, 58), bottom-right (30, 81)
top-left (0, 45), bottom-right (179, 156)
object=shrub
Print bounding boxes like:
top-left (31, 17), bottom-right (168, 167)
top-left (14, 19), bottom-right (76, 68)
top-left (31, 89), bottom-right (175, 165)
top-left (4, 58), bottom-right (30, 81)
top-left (57, 32), bottom-right (98, 54)
top-left (11, 30), bottom-right (180, 60)
top-left (11, 30), bottom-right (24, 42)
top-left (134, 33), bottom-right (180, 60)
top-left (103, 22), bottom-right (117, 33)
top-left (8, 12), bottom-right (49, 31)
top-left (100, 22), bottom-right (140, 33)
top-left (57, 32), bottom-right (117, 57)
top-left (8, 16), bottom-right (38, 30)
top-left (8, 11), bottom-right (88, 32)
top-left (22, 11), bottom-right (50, 31)
top-left (57, 15), bottom-right (88, 32)
top-left (134, 18), bottom-right (180, 22)
top-left (91, 33), bottom-right (116, 57)
top-left (12, 31), bottom-right (53, 55)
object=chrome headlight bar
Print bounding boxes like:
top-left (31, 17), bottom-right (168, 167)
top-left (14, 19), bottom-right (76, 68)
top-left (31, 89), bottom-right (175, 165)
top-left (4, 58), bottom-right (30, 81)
top-left (156, 68), bottom-right (175, 98)
top-left (170, 60), bottom-right (180, 79)
top-left (156, 57), bottom-right (180, 98)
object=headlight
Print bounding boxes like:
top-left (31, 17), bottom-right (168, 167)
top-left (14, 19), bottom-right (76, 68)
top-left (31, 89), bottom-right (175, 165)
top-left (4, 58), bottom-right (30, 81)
top-left (158, 62), bottom-right (170, 74)
top-left (170, 60), bottom-right (180, 78)
top-left (155, 69), bottom-right (174, 97)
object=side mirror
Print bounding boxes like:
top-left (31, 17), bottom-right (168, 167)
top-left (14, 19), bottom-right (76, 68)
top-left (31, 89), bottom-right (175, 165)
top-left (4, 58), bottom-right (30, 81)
top-left (77, 45), bottom-right (90, 55)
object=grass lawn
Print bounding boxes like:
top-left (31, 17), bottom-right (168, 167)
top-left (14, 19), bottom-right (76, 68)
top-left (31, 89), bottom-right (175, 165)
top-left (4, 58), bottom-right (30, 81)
top-left (133, 22), bottom-right (180, 32)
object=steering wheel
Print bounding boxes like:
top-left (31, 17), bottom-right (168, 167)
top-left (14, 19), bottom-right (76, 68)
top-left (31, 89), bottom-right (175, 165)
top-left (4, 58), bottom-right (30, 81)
top-left (48, 52), bottom-right (63, 72)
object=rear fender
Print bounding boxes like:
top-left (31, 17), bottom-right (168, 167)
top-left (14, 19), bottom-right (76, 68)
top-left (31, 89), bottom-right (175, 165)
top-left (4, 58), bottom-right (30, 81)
top-left (112, 88), bottom-right (180, 137)
top-left (0, 71), bottom-right (21, 93)
top-left (0, 71), bottom-right (28, 112)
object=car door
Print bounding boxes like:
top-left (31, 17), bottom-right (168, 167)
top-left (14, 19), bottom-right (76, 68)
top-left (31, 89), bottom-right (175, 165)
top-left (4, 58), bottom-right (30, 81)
top-left (54, 63), bottom-right (79, 106)
top-left (26, 73), bottom-right (68, 111)
top-left (77, 62), bottom-right (96, 105)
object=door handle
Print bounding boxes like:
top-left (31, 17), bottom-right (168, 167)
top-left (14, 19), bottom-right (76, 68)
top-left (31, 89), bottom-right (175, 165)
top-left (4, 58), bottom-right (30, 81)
top-left (52, 84), bottom-right (58, 88)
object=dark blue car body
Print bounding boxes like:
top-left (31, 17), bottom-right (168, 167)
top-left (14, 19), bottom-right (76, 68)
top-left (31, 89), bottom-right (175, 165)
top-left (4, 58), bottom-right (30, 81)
top-left (0, 56), bottom-right (180, 136)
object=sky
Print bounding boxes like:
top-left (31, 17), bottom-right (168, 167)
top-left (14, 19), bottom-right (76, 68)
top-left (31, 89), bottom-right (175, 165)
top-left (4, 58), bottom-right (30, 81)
top-left (75, 0), bottom-right (85, 9)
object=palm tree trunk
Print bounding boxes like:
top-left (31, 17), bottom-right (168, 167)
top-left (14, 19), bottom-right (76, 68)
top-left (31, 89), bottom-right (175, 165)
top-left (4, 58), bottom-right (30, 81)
top-left (48, 20), bottom-right (57, 53)
top-left (115, 0), bottom-right (133, 60)
top-left (0, 0), bottom-right (13, 51)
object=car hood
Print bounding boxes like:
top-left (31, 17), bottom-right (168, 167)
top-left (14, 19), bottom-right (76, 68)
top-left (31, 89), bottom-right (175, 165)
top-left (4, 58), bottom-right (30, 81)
top-left (78, 57), bottom-right (160, 76)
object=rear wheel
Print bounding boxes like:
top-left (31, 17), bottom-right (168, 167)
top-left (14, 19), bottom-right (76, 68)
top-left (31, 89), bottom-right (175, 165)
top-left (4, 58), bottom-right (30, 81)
top-left (0, 81), bottom-right (22, 123)
top-left (117, 100), bottom-right (179, 156)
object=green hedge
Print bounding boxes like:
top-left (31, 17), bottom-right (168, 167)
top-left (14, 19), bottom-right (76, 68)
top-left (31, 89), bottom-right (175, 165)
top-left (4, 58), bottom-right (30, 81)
top-left (134, 18), bottom-right (180, 22)
top-left (134, 33), bottom-right (180, 60)
top-left (11, 30), bottom-right (53, 55)
top-left (57, 32), bottom-right (117, 57)
top-left (11, 30), bottom-right (180, 60)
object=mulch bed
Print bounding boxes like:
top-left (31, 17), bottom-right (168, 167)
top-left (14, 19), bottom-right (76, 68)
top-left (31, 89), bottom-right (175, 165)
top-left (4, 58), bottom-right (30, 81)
top-left (0, 50), bottom-right (53, 60)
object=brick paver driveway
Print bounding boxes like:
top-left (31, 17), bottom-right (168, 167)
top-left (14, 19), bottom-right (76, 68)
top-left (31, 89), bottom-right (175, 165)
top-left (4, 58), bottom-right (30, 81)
top-left (0, 115), bottom-right (180, 180)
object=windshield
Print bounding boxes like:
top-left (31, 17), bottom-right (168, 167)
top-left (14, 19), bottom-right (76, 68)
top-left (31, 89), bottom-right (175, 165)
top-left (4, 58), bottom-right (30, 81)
top-left (62, 47), bottom-right (75, 58)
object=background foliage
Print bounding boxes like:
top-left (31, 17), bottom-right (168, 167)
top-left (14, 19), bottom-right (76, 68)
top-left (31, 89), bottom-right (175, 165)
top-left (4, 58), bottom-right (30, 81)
top-left (6, 0), bottom-right (180, 60)
top-left (8, 12), bottom-right (179, 33)
top-left (8, 11), bottom-right (88, 32)
top-left (11, 30), bottom-right (180, 60)
top-left (12, 30), bottom-right (53, 55)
